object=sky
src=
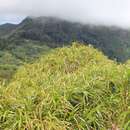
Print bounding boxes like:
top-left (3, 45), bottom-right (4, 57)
top-left (0, 0), bottom-right (130, 28)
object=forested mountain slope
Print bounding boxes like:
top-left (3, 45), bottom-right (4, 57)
top-left (2, 16), bottom-right (130, 61)
top-left (0, 23), bottom-right (17, 37)
top-left (0, 16), bottom-right (130, 80)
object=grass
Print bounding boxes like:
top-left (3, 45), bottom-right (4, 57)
top-left (0, 43), bottom-right (130, 130)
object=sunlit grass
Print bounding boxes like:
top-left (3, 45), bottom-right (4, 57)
top-left (0, 43), bottom-right (130, 130)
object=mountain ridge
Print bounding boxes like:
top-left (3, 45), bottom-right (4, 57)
top-left (0, 23), bottom-right (17, 37)
top-left (0, 16), bottom-right (130, 63)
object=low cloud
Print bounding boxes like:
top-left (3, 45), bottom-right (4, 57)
top-left (0, 0), bottom-right (130, 28)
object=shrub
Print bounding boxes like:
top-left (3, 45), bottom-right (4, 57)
top-left (0, 43), bottom-right (130, 130)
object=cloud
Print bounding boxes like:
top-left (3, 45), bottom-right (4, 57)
top-left (0, 14), bottom-right (26, 24)
top-left (0, 0), bottom-right (130, 28)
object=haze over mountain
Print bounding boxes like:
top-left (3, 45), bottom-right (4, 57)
top-left (0, 0), bottom-right (130, 28)
top-left (0, 15), bottom-right (25, 25)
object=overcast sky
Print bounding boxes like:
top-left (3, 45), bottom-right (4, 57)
top-left (0, 0), bottom-right (130, 28)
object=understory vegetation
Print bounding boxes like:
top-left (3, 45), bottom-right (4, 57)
top-left (0, 43), bottom-right (130, 130)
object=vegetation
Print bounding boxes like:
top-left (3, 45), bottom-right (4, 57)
top-left (0, 16), bottom-right (130, 80)
top-left (0, 39), bottom-right (50, 81)
top-left (0, 43), bottom-right (130, 129)
top-left (1, 16), bottom-right (130, 62)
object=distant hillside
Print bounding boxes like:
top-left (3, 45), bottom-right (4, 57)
top-left (0, 44), bottom-right (130, 129)
top-left (0, 16), bottom-right (130, 80)
top-left (1, 16), bottom-right (130, 61)
top-left (0, 23), bottom-right (17, 37)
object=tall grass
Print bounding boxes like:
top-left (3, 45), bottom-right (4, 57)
top-left (0, 43), bottom-right (130, 130)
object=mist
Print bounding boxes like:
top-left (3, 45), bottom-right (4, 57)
top-left (0, 0), bottom-right (130, 28)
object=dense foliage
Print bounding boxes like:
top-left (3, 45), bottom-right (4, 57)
top-left (1, 16), bottom-right (130, 62)
top-left (0, 39), bottom-right (50, 81)
top-left (18, 17), bottom-right (130, 61)
top-left (0, 43), bottom-right (130, 129)
top-left (0, 16), bottom-right (130, 80)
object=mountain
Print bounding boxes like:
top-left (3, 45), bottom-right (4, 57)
top-left (0, 43), bottom-right (130, 129)
top-left (0, 16), bottom-right (130, 80)
top-left (0, 23), bottom-right (17, 37)
top-left (1, 16), bottom-right (130, 61)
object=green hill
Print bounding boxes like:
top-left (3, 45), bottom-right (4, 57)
top-left (0, 23), bottom-right (17, 37)
top-left (1, 16), bottom-right (130, 61)
top-left (0, 43), bottom-right (130, 129)
top-left (0, 16), bottom-right (130, 80)
top-left (0, 41), bottom-right (50, 81)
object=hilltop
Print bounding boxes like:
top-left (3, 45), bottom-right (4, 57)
top-left (0, 23), bottom-right (17, 37)
top-left (0, 43), bottom-right (130, 129)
